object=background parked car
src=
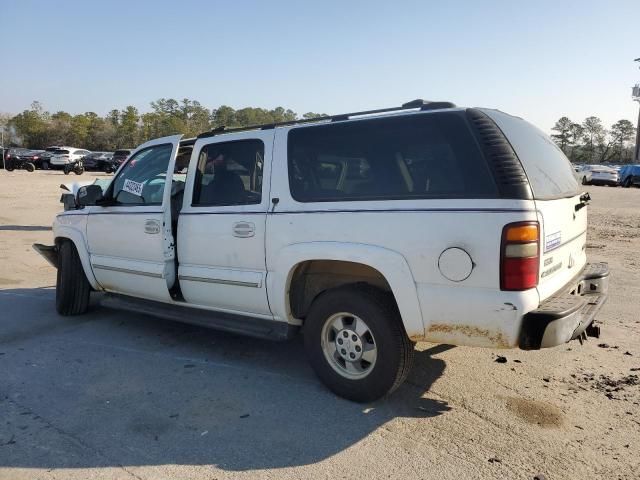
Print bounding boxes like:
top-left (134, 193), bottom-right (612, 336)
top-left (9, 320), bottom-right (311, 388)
top-left (3, 148), bottom-right (30, 169)
top-left (576, 164), bottom-right (618, 186)
top-left (618, 165), bottom-right (640, 188)
top-left (17, 149), bottom-right (48, 169)
top-left (50, 148), bottom-right (91, 169)
top-left (82, 152), bottom-right (114, 171)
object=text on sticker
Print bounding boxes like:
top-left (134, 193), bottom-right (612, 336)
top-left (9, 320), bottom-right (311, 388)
top-left (123, 179), bottom-right (144, 197)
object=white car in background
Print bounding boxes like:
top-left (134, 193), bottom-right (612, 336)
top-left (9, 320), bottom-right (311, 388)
top-left (50, 147), bottom-right (91, 169)
top-left (576, 165), bottom-right (618, 186)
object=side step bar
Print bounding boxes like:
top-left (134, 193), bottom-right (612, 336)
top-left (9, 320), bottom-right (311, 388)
top-left (100, 293), bottom-right (297, 341)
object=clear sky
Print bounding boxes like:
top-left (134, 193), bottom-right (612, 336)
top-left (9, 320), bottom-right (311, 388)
top-left (0, 0), bottom-right (638, 132)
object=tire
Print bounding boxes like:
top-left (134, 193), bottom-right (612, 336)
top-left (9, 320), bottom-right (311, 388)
top-left (74, 166), bottom-right (84, 175)
top-left (63, 166), bottom-right (70, 175)
top-left (582, 176), bottom-right (588, 185)
top-left (42, 161), bottom-right (49, 170)
top-left (56, 241), bottom-right (90, 316)
top-left (624, 178), bottom-right (632, 188)
top-left (303, 284), bottom-right (414, 402)
top-left (25, 162), bottom-right (35, 172)
top-left (5, 162), bottom-right (14, 172)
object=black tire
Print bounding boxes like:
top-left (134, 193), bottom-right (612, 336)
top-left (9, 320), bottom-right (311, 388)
top-left (624, 178), bottom-right (632, 188)
top-left (56, 241), bottom-right (90, 315)
top-left (25, 162), bottom-right (35, 172)
top-left (582, 176), bottom-right (588, 185)
top-left (5, 163), bottom-right (14, 172)
top-left (74, 166), bottom-right (84, 175)
top-left (303, 285), bottom-right (414, 402)
top-left (63, 166), bottom-right (70, 175)
top-left (42, 161), bottom-right (49, 170)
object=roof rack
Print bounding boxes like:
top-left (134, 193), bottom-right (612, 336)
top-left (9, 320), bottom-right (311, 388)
top-left (196, 99), bottom-right (456, 139)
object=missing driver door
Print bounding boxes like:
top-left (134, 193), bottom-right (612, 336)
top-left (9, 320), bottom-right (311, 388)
top-left (86, 135), bottom-right (182, 301)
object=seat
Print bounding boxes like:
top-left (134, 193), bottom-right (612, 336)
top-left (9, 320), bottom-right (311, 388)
top-left (199, 170), bottom-right (246, 205)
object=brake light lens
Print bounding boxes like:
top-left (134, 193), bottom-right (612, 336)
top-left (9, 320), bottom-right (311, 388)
top-left (501, 221), bottom-right (539, 291)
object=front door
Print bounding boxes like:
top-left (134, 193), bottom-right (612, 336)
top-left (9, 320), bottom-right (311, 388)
top-left (177, 132), bottom-right (273, 318)
top-left (86, 135), bottom-right (182, 301)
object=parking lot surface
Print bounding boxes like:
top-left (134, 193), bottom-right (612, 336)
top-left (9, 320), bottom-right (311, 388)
top-left (1, 170), bottom-right (639, 479)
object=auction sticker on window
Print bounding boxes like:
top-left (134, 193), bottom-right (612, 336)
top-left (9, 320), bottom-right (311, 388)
top-left (123, 179), bottom-right (144, 197)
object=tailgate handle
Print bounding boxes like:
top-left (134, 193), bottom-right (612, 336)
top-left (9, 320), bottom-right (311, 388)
top-left (575, 192), bottom-right (591, 212)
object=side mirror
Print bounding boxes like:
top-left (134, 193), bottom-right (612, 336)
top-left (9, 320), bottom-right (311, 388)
top-left (77, 184), bottom-right (103, 207)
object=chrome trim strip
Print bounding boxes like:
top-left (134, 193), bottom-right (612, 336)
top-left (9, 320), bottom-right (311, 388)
top-left (178, 275), bottom-right (260, 288)
top-left (92, 264), bottom-right (163, 278)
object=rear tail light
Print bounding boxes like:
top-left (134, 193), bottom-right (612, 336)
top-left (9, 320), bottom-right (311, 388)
top-left (500, 221), bottom-right (539, 291)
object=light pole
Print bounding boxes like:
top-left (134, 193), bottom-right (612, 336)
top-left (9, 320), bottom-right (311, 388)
top-left (633, 58), bottom-right (640, 163)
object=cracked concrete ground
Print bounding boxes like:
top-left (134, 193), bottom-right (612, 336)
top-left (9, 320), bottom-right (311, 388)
top-left (0, 170), bottom-right (639, 479)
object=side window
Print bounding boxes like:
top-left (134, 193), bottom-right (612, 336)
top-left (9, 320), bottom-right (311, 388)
top-left (288, 113), bottom-right (498, 202)
top-left (110, 143), bottom-right (173, 206)
top-left (192, 139), bottom-right (264, 206)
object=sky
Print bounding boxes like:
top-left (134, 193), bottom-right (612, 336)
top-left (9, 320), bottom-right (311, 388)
top-left (0, 0), bottom-right (638, 132)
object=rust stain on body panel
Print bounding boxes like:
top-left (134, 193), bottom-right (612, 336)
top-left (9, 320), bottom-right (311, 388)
top-left (426, 323), bottom-right (511, 348)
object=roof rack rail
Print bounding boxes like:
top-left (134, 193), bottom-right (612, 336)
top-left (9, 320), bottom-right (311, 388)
top-left (196, 99), bottom-right (456, 139)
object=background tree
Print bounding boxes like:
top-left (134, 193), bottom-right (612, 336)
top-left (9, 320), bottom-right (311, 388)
top-left (610, 119), bottom-right (636, 162)
top-left (582, 116), bottom-right (605, 162)
top-left (551, 116), bottom-right (573, 153)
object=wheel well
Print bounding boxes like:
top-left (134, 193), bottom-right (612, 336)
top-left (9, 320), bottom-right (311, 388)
top-left (288, 260), bottom-right (393, 320)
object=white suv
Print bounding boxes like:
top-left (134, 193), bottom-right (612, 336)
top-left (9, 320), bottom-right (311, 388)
top-left (34, 100), bottom-right (609, 402)
top-left (50, 147), bottom-right (91, 168)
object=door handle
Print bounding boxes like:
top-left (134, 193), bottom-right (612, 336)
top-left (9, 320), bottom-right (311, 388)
top-left (144, 219), bottom-right (161, 234)
top-left (233, 221), bottom-right (255, 238)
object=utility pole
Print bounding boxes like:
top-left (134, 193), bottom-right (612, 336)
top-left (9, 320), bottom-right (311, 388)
top-left (633, 58), bottom-right (640, 163)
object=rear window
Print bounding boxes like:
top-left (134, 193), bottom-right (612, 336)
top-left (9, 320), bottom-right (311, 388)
top-left (114, 150), bottom-right (130, 156)
top-left (288, 112), bottom-right (498, 202)
top-left (484, 110), bottom-right (579, 199)
top-left (54, 149), bottom-right (70, 154)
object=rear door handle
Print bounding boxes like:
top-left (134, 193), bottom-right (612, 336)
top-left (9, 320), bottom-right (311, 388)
top-left (233, 221), bottom-right (255, 238)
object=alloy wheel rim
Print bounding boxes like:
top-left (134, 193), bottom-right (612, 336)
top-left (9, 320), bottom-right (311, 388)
top-left (321, 312), bottom-right (377, 379)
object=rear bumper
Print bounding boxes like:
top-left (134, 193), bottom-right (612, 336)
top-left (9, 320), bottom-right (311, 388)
top-left (519, 262), bottom-right (609, 350)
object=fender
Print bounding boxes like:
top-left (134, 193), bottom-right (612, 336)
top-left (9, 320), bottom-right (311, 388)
top-left (54, 222), bottom-right (100, 290)
top-left (267, 241), bottom-right (425, 337)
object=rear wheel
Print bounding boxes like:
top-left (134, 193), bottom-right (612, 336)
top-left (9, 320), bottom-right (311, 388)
top-left (74, 166), bottom-right (84, 175)
top-left (42, 161), bottom-right (49, 170)
top-left (304, 285), bottom-right (414, 402)
top-left (5, 162), bottom-right (14, 171)
top-left (582, 176), bottom-right (588, 185)
top-left (56, 241), bottom-right (90, 315)
top-left (624, 177), bottom-right (632, 188)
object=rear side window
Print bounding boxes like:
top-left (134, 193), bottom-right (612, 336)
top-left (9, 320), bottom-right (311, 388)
top-left (192, 140), bottom-right (264, 206)
top-left (484, 110), bottom-right (579, 199)
top-left (287, 112), bottom-right (498, 202)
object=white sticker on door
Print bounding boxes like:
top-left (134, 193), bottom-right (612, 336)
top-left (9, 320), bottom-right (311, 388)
top-left (123, 179), bottom-right (144, 197)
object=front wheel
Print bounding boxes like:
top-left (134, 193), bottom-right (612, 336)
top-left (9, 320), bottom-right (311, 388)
top-left (624, 178), bottom-right (632, 188)
top-left (304, 285), bottom-right (414, 402)
top-left (582, 176), bottom-right (588, 185)
top-left (56, 241), bottom-right (90, 315)
top-left (63, 165), bottom-right (70, 175)
top-left (25, 162), bottom-right (35, 172)
top-left (74, 166), bottom-right (84, 175)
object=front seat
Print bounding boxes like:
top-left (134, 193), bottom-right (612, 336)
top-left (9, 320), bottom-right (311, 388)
top-left (200, 170), bottom-right (246, 205)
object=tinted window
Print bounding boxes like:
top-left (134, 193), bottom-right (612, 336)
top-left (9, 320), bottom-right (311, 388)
top-left (485, 110), bottom-right (579, 199)
top-left (288, 112), bottom-right (497, 202)
top-left (110, 144), bottom-right (172, 206)
top-left (192, 140), bottom-right (264, 206)
top-left (54, 149), bottom-right (70, 154)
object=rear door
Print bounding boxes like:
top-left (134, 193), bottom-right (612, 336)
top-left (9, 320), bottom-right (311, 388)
top-left (177, 131), bottom-right (273, 317)
top-left (86, 135), bottom-right (182, 301)
top-left (484, 110), bottom-right (586, 301)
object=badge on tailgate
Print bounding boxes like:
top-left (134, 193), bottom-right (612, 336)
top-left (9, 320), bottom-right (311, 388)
top-left (544, 231), bottom-right (561, 252)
